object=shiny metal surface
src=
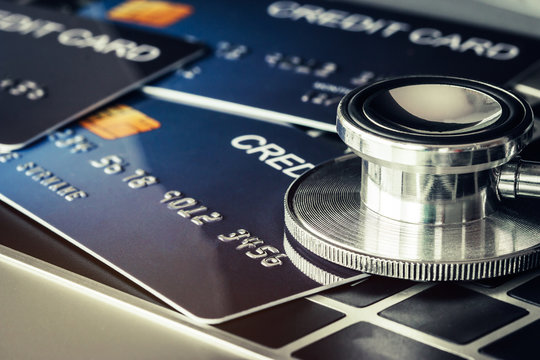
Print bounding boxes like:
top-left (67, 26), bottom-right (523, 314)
top-left (364, 84), bottom-right (502, 135)
top-left (337, 77), bottom-right (533, 174)
top-left (360, 159), bottom-right (498, 224)
top-left (283, 234), bottom-right (346, 285)
top-left (284, 155), bottom-right (540, 281)
top-left (336, 76), bottom-right (534, 224)
top-left (285, 76), bottom-right (540, 280)
top-left (498, 159), bottom-right (540, 199)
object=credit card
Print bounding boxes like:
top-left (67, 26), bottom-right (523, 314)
top-left (81, 0), bottom-right (540, 131)
top-left (0, 95), bottom-right (351, 323)
top-left (0, 0), bottom-right (205, 151)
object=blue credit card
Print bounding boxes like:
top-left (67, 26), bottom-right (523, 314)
top-left (0, 0), bottom-right (205, 150)
top-left (0, 95), bottom-right (350, 323)
top-left (80, 0), bottom-right (540, 131)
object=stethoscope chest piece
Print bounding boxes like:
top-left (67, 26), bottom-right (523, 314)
top-left (284, 76), bottom-right (540, 282)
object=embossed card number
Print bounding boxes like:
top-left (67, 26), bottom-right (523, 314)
top-left (0, 96), bottom-right (348, 322)
top-left (0, 78), bottom-right (47, 100)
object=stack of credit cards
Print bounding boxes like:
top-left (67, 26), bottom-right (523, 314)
top-left (0, 94), bottom-right (351, 322)
top-left (82, 0), bottom-right (540, 130)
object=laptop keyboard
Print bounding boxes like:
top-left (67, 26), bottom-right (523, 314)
top-left (379, 284), bottom-right (528, 344)
top-left (508, 275), bottom-right (540, 306)
top-left (322, 276), bottom-right (415, 308)
top-left (479, 319), bottom-right (540, 359)
top-left (216, 299), bottom-right (345, 348)
top-left (213, 270), bottom-right (540, 359)
top-left (293, 322), bottom-right (466, 360)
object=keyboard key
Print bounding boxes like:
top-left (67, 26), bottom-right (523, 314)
top-left (322, 276), bottom-right (414, 307)
top-left (508, 275), bottom-right (540, 306)
top-left (215, 299), bottom-right (344, 348)
top-left (472, 274), bottom-right (516, 288)
top-left (293, 322), bottom-right (465, 360)
top-left (379, 284), bottom-right (528, 344)
top-left (480, 320), bottom-right (540, 359)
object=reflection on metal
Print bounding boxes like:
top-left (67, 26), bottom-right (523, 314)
top-left (359, 159), bottom-right (498, 224)
top-left (283, 234), bottom-right (344, 285)
top-left (369, 84), bottom-right (502, 134)
top-left (498, 158), bottom-right (540, 199)
top-left (285, 155), bottom-right (540, 281)
top-left (285, 76), bottom-right (540, 281)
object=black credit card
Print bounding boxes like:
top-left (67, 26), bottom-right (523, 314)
top-left (0, 0), bottom-right (205, 151)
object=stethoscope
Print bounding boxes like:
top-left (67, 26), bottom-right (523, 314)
top-left (284, 76), bottom-right (540, 282)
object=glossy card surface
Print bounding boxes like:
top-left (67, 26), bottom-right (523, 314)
top-left (0, 95), bottom-right (348, 323)
top-left (0, 1), bottom-right (204, 150)
top-left (81, 0), bottom-right (540, 131)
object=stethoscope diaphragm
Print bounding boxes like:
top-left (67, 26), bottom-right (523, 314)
top-left (284, 76), bottom-right (540, 281)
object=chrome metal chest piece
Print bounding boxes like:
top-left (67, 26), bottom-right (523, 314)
top-left (284, 76), bottom-right (540, 282)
